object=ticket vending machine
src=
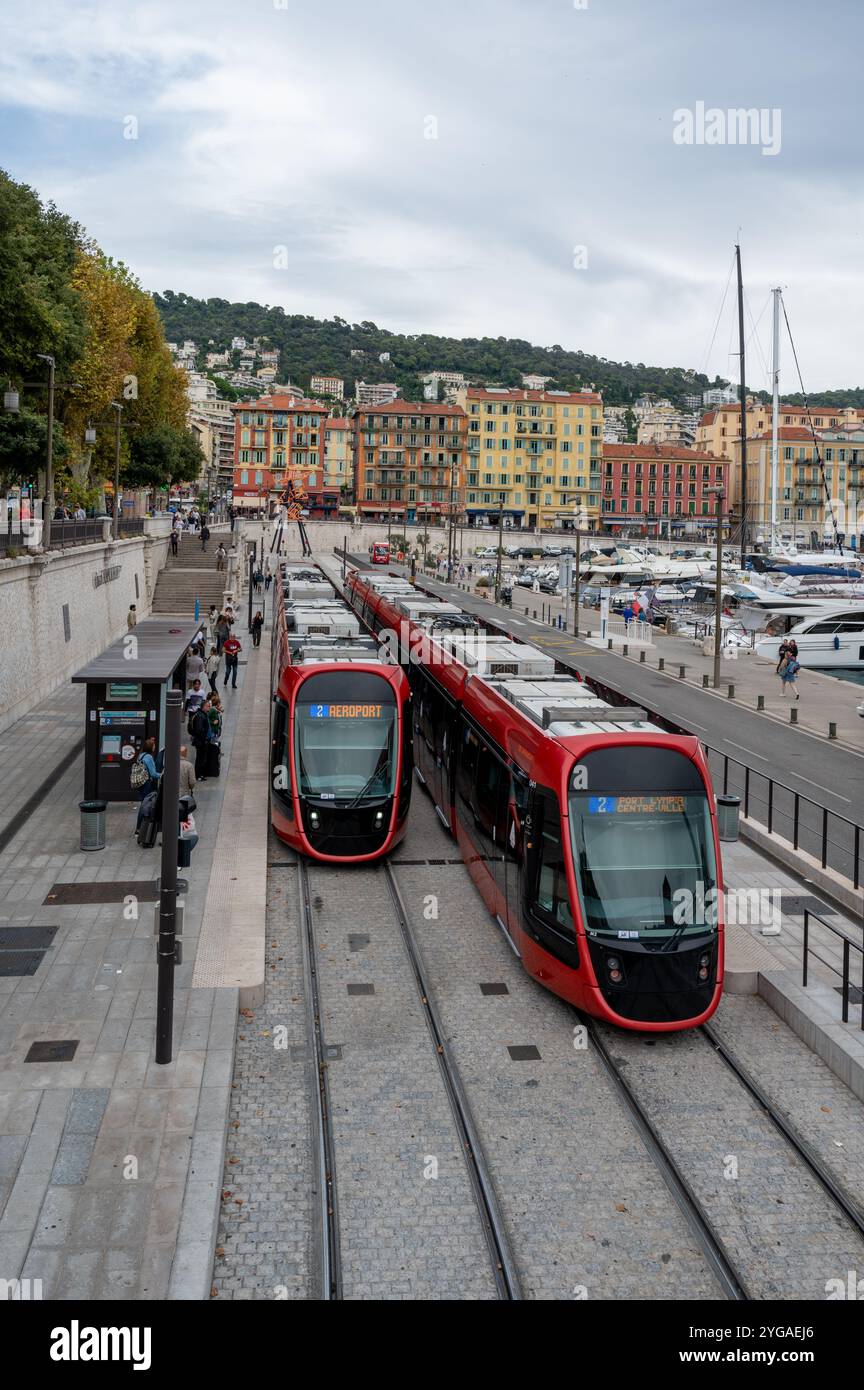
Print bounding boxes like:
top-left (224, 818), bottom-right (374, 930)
top-left (84, 680), bottom-right (163, 801)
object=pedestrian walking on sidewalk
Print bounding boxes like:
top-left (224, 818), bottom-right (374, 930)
top-left (184, 678), bottom-right (206, 716)
top-left (253, 565), bottom-right (264, 595)
top-left (205, 646), bottom-right (220, 692)
top-left (223, 632), bottom-right (242, 688)
top-left (134, 736), bottom-right (159, 830)
top-left (170, 527), bottom-right (178, 556)
top-left (127, 604), bottom-right (137, 630)
top-left (215, 611), bottom-right (230, 654)
top-left (186, 647), bottom-right (205, 684)
top-left (178, 745), bottom-right (197, 799)
top-left (780, 655), bottom-right (801, 699)
top-left (251, 610), bottom-right (264, 648)
top-left (215, 542), bottom-right (226, 572)
top-left (776, 637), bottom-right (791, 674)
top-left (200, 522), bottom-right (210, 552)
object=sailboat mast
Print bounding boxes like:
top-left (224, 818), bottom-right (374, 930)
top-left (736, 243), bottom-right (748, 567)
top-left (770, 286), bottom-right (782, 550)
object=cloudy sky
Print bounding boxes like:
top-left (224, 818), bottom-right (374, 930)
top-left (2, 0), bottom-right (861, 389)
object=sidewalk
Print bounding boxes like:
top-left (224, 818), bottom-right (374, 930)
top-left (0, 624), bottom-right (270, 1299)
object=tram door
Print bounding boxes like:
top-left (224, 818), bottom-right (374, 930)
top-left (473, 740), bottom-right (509, 916)
top-left (504, 768), bottom-right (530, 933)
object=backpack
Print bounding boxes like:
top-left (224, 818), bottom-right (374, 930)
top-left (786, 658), bottom-right (800, 676)
top-left (130, 758), bottom-right (150, 789)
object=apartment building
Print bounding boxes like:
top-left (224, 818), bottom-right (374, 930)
top-left (637, 404), bottom-right (699, 448)
top-left (601, 444), bottom-right (730, 534)
top-left (353, 401), bottom-right (466, 524)
top-left (323, 416), bottom-right (354, 493)
top-left (454, 385), bottom-right (604, 530)
top-left (742, 425), bottom-right (864, 542)
top-left (695, 400), bottom-right (864, 460)
top-left (310, 374), bottom-right (345, 399)
top-left (421, 370), bottom-right (466, 401)
top-left (230, 393), bottom-right (339, 517)
top-left (355, 381), bottom-right (401, 406)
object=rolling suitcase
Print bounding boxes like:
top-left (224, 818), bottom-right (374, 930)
top-left (137, 816), bottom-right (157, 849)
top-left (205, 741), bottom-right (221, 778)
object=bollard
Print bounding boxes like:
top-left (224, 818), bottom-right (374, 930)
top-left (607, 638), bottom-right (613, 650)
top-left (727, 683), bottom-right (735, 699)
top-left (525, 607), bottom-right (529, 616)
top-left (702, 673), bottom-right (709, 688)
top-left (623, 643), bottom-right (629, 656)
top-left (658, 657), bottom-right (665, 671)
top-left (533, 610), bottom-right (537, 619)
top-left (757, 694), bottom-right (765, 711)
top-left (639, 650), bottom-right (646, 663)
top-left (829, 721), bottom-right (837, 739)
top-left (678, 664), bottom-right (686, 679)
top-left (790, 707), bottom-right (798, 724)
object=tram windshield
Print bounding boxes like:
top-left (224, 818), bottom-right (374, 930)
top-left (295, 673), bottom-right (397, 799)
top-left (568, 747), bottom-right (718, 940)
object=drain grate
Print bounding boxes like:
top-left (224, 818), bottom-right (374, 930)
top-left (507, 1045), bottom-right (541, 1061)
top-left (480, 982), bottom-right (509, 996)
top-left (781, 895), bottom-right (836, 917)
top-left (44, 880), bottom-right (159, 906)
top-left (25, 1040), bottom-right (79, 1062)
top-left (0, 951), bottom-right (46, 977)
top-left (0, 926), bottom-right (58, 950)
top-left (346, 983), bottom-right (375, 996)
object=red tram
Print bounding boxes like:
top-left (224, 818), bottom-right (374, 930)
top-left (270, 563), bottom-right (412, 861)
top-left (346, 569), bottom-right (724, 1031)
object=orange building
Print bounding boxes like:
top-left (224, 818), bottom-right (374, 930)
top-left (231, 393), bottom-right (339, 517)
top-left (353, 401), bottom-right (466, 524)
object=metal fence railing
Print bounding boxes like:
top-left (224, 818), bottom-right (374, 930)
top-left (803, 908), bottom-right (864, 1029)
top-left (705, 745), bottom-right (864, 891)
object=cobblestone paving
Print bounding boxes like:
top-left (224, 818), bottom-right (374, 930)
top-left (598, 1003), bottom-right (864, 1299)
top-left (211, 850), bottom-right (314, 1300)
top-left (708, 993), bottom-right (864, 1231)
top-left (306, 855), bottom-right (497, 1299)
top-left (396, 792), bottom-right (721, 1300)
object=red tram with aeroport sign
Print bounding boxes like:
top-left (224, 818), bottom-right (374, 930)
top-left (270, 563), bottom-right (412, 861)
top-left (345, 568), bottom-right (724, 1031)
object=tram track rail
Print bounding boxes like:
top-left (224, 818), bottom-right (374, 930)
top-left (579, 1012), bottom-right (751, 1301)
top-left (382, 860), bottom-right (522, 1300)
top-left (700, 1021), bottom-right (864, 1239)
top-left (297, 858), bottom-right (342, 1300)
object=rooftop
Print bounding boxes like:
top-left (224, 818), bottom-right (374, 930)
top-left (72, 617), bottom-right (203, 684)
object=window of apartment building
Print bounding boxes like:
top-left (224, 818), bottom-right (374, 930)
top-left (240, 470), bottom-right (248, 484)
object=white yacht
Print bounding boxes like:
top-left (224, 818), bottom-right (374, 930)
top-left (754, 606), bottom-right (864, 669)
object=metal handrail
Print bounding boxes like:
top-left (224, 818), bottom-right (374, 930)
top-left (803, 908), bottom-right (864, 1030)
top-left (704, 744), bottom-right (864, 891)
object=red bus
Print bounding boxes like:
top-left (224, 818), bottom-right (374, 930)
top-left (346, 568), bottom-right (724, 1031)
top-left (369, 541), bottom-right (390, 564)
top-left (270, 563), bottom-right (412, 861)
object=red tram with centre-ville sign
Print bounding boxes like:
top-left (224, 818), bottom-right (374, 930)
top-left (270, 563), bottom-right (412, 861)
top-left (346, 567), bottom-right (724, 1031)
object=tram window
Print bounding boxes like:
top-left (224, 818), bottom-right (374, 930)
top-left (456, 720), bottom-right (479, 807)
top-left (475, 742), bottom-right (508, 839)
top-left (271, 698), bottom-right (292, 810)
top-left (532, 792), bottom-right (574, 931)
top-left (421, 681), bottom-right (438, 749)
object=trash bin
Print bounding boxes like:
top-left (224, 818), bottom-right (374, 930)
top-left (716, 794), bottom-right (741, 842)
top-left (79, 799), bottom-right (107, 852)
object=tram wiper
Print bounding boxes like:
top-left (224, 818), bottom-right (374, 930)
top-left (344, 751), bottom-right (388, 810)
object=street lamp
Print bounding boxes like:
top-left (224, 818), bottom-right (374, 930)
top-left (494, 491), bottom-right (505, 601)
top-left (706, 485), bottom-right (725, 689)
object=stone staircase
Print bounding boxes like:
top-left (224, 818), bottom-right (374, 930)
top-left (151, 534), bottom-right (230, 615)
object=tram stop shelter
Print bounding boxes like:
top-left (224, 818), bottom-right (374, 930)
top-left (72, 617), bottom-right (203, 802)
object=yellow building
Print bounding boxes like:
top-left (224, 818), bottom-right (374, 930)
top-left (695, 400), bottom-right (864, 461)
top-left (323, 416), bottom-right (354, 493)
top-left (454, 386), bottom-right (604, 531)
top-left (742, 425), bottom-right (864, 544)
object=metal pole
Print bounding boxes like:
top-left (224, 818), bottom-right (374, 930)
top-left (573, 526), bottom-right (581, 636)
top-left (155, 689), bottom-right (182, 1064)
top-left (342, 533), bottom-right (347, 579)
top-left (495, 492), bottom-right (504, 600)
top-left (736, 243), bottom-right (748, 567)
top-left (112, 401), bottom-right (122, 542)
top-left (770, 287), bottom-right (781, 551)
top-left (713, 491), bottom-right (723, 688)
top-left (38, 355), bottom-right (55, 552)
top-left (248, 550), bottom-right (254, 632)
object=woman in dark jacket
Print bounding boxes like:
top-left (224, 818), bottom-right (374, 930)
top-left (251, 610), bottom-right (264, 647)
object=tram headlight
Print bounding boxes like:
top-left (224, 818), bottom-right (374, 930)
top-left (374, 810), bottom-right (384, 826)
top-left (697, 950), bottom-right (711, 982)
top-left (309, 809), bottom-right (320, 828)
top-left (605, 955), bottom-right (625, 985)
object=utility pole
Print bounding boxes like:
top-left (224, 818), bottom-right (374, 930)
top-left (573, 526), bottom-right (581, 636)
top-left (111, 401), bottom-right (123, 541)
top-left (770, 287), bottom-right (782, 553)
top-left (37, 354), bottom-right (55, 552)
top-left (155, 689), bottom-right (182, 1064)
top-left (708, 486), bottom-right (724, 688)
top-left (495, 492), bottom-right (505, 601)
top-left (736, 243), bottom-right (748, 567)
